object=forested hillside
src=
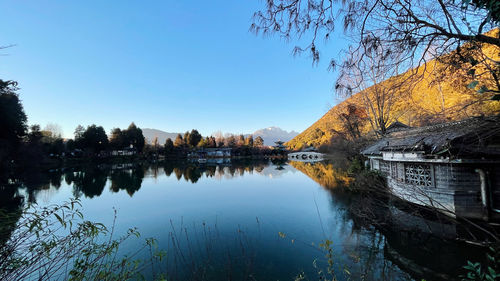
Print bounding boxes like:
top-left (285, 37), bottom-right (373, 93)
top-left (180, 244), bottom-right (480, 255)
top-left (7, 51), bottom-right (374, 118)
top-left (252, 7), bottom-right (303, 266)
top-left (287, 29), bottom-right (500, 150)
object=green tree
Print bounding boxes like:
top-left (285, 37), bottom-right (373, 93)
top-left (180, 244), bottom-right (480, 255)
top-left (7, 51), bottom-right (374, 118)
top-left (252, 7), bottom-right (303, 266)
top-left (81, 125), bottom-right (109, 153)
top-left (74, 125), bottom-right (85, 139)
top-left (237, 134), bottom-right (245, 147)
top-left (164, 138), bottom-right (174, 153)
top-left (152, 137), bottom-right (159, 149)
top-left (254, 136), bottom-right (264, 147)
top-left (123, 123), bottom-right (145, 152)
top-left (217, 137), bottom-right (225, 148)
top-left (48, 138), bottom-right (64, 155)
top-left (225, 135), bottom-right (236, 147)
top-left (66, 139), bottom-right (76, 151)
top-left (150, 137), bottom-right (159, 157)
top-left (74, 125), bottom-right (85, 149)
top-left (199, 136), bottom-right (213, 148)
top-left (109, 128), bottom-right (125, 150)
top-left (183, 131), bottom-right (190, 147)
top-left (188, 129), bottom-right (202, 147)
top-left (202, 136), bottom-right (211, 148)
top-left (0, 80), bottom-right (27, 163)
top-left (27, 125), bottom-right (43, 145)
top-left (174, 134), bottom-right (184, 147)
top-left (246, 135), bottom-right (254, 147)
top-left (14, 125), bottom-right (45, 165)
top-left (197, 138), bottom-right (207, 148)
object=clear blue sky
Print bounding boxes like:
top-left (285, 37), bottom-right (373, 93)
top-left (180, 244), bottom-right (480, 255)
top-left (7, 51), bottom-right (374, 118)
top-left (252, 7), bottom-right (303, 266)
top-left (0, 0), bottom-right (347, 138)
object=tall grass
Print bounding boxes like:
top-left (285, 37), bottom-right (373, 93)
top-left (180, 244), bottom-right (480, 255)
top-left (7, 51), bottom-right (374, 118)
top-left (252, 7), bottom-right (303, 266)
top-left (0, 198), bottom-right (165, 281)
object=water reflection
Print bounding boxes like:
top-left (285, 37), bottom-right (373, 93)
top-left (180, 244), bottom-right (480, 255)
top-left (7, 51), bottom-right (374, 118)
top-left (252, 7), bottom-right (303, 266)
top-left (0, 160), bottom-right (278, 202)
top-left (0, 160), bottom-right (492, 280)
top-left (110, 167), bottom-right (144, 196)
top-left (70, 167), bottom-right (108, 198)
top-left (290, 160), bottom-right (489, 281)
top-left (289, 160), bottom-right (352, 188)
top-left (0, 182), bottom-right (23, 250)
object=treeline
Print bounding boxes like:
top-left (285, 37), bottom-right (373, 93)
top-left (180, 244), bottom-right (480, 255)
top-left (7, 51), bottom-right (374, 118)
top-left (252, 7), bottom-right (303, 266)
top-left (162, 130), bottom-right (265, 152)
top-left (0, 79), bottom-right (275, 169)
top-left (147, 130), bottom-right (274, 158)
top-left (0, 79), bottom-right (149, 167)
top-left (70, 123), bottom-right (146, 154)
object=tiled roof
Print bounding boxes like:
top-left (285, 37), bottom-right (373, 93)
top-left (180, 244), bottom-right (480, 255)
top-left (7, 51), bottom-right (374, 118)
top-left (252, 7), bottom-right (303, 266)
top-left (362, 116), bottom-right (500, 158)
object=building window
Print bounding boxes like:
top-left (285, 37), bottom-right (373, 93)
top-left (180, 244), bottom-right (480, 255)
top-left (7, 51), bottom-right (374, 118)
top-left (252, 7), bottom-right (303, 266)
top-left (404, 163), bottom-right (433, 187)
top-left (391, 162), bottom-right (397, 178)
top-left (380, 161), bottom-right (390, 175)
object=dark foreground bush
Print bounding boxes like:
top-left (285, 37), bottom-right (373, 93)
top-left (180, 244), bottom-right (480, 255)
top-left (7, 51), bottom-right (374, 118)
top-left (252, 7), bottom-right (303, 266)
top-left (0, 199), bottom-right (165, 281)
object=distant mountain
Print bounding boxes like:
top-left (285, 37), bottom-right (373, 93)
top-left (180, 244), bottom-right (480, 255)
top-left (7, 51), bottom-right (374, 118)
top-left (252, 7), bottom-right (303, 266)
top-left (251, 127), bottom-right (299, 146)
top-left (142, 128), bottom-right (180, 144)
top-left (142, 127), bottom-right (298, 146)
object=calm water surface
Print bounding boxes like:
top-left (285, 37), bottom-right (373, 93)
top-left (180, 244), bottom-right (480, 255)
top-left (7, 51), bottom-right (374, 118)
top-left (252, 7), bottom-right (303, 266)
top-left (1, 159), bottom-right (487, 280)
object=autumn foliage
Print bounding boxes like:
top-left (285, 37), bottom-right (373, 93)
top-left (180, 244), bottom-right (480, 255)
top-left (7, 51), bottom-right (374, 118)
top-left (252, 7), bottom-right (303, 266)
top-left (287, 29), bottom-right (500, 150)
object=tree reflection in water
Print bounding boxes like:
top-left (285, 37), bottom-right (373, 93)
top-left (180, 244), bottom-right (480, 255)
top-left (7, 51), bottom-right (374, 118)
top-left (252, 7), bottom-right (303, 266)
top-left (110, 166), bottom-right (144, 196)
top-left (0, 180), bottom-right (24, 251)
top-left (1, 160), bottom-right (274, 201)
top-left (0, 160), bottom-right (494, 280)
top-left (0, 160), bottom-right (274, 259)
top-left (69, 167), bottom-right (109, 198)
top-left (291, 160), bottom-right (492, 281)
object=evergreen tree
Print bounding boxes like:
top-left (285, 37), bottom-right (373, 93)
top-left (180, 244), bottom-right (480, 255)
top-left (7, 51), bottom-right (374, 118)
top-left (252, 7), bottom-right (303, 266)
top-left (254, 136), bottom-right (264, 147)
top-left (66, 139), bottom-right (75, 151)
top-left (152, 137), bottom-right (159, 153)
top-left (237, 134), bottom-right (245, 146)
top-left (109, 128), bottom-right (125, 150)
top-left (74, 125), bottom-right (86, 149)
top-left (74, 125), bottom-right (85, 139)
top-left (217, 137), bottom-right (225, 148)
top-left (246, 135), bottom-right (254, 147)
top-left (27, 125), bottom-right (43, 145)
top-left (226, 135), bottom-right (236, 147)
top-left (81, 125), bottom-right (109, 152)
top-left (183, 131), bottom-right (190, 147)
top-left (197, 138), bottom-right (207, 148)
top-left (188, 129), bottom-right (202, 147)
top-left (203, 136), bottom-right (211, 148)
top-left (164, 138), bottom-right (174, 153)
top-left (124, 123), bottom-right (145, 152)
top-left (0, 80), bottom-right (27, 163)
top-left (174, 134), bottom-right (184, 147)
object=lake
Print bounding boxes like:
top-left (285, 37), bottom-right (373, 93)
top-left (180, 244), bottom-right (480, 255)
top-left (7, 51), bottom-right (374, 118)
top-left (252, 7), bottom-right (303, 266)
top-left (0, 159), bottom-right (488, 280)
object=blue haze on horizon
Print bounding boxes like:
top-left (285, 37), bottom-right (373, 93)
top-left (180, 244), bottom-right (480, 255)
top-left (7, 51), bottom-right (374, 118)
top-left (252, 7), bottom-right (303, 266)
top-left (0, 1), bottom-right (347, 138)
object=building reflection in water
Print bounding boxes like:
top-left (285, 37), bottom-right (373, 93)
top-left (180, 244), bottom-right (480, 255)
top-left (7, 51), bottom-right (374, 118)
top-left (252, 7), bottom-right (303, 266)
top-left (0, 159), bottom-right (276, 202)
top-left (291, 160), bottom-right (492, 281)
top-left (0, 160), bottom-right (495, 281)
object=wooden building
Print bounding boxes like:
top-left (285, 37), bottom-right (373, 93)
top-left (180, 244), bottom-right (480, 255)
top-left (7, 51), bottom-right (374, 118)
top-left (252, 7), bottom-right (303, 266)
top-left (362, 116), bottom-right (500, 221)
top-left (188, 148), bottom-right (232, 158)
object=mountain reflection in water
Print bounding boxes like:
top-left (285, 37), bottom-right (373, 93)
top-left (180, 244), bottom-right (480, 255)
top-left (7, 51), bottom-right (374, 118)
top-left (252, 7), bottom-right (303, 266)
top-left (0, 160), bottom-right (491, 281)
top-left (292, 160), bottom-right (491, 281)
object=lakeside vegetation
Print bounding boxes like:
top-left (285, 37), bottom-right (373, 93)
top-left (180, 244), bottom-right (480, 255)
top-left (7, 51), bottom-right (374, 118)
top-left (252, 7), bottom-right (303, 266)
top-left (1, 0), bottom-right (500, 280)
top-left (1, 160), bottom-right (498, 280)
top-left (287, 29), bottom-right (500, 150)
top-left (0, 79), bottom-right (280, 170)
